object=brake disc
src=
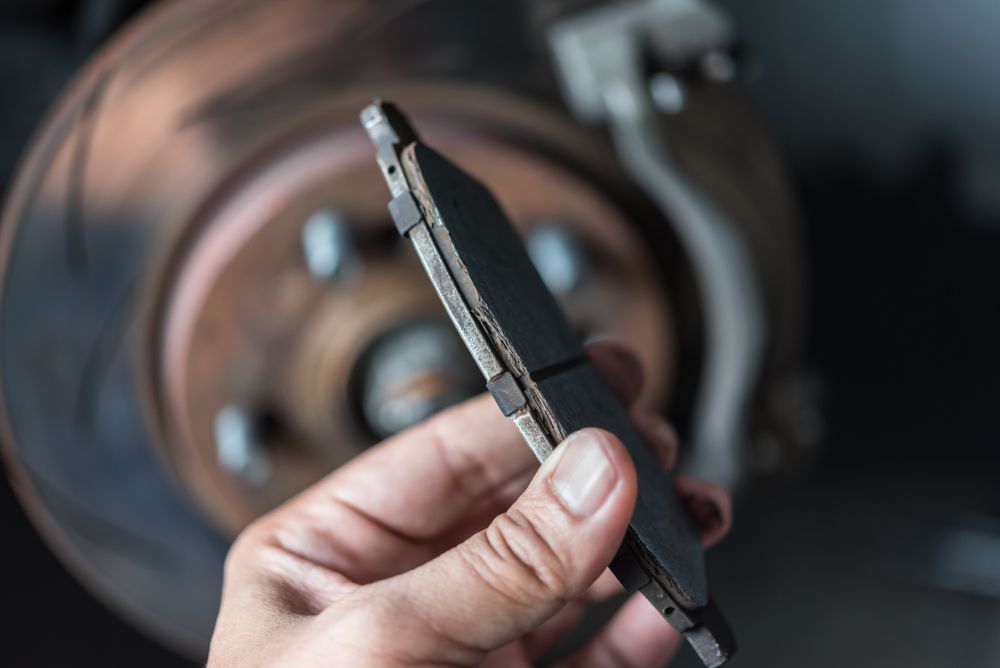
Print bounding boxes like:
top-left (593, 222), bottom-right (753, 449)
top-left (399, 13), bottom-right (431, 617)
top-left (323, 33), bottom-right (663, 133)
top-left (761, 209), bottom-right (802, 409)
top-left (0, 0), bottom-right (804, 658)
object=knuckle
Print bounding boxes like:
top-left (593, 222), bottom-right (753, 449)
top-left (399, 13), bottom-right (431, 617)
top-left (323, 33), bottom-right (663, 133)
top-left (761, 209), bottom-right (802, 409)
top-left (464, 508), bottom-right (573, 603)
top-left (223, 515), bottom-right (273, 578)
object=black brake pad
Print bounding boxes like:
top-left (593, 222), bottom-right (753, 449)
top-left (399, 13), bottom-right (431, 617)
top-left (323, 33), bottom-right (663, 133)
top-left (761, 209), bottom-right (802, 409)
top-left (361, 100), bottom-right (734, 667)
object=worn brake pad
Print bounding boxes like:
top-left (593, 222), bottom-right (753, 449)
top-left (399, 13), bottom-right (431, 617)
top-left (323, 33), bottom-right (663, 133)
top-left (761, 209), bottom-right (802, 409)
top-left (361, 100), bottom-right (735, 667)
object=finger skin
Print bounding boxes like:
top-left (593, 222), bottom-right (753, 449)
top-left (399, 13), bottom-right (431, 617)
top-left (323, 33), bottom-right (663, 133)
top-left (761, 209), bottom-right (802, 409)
top-left (521, 568), bottom-right (623, 660)
top-left (674, 475), bottom-right (733, 548)
top-left (328, 393), bottom-right (537, 538)
top-left (257, 393), bottom-right (537, 582)
top-left (567, 591), bottom-right (683, 668)
top-left (630, 409), bottom-right (679, 471)
top-left (354, 428), bottom-right (638, 662)
top-left (587, 340), bottom-right (645, 406)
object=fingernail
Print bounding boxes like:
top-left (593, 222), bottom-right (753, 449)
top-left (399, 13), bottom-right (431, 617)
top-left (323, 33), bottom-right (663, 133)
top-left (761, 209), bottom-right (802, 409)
top-left (550, 430), bottom-right (617, 516)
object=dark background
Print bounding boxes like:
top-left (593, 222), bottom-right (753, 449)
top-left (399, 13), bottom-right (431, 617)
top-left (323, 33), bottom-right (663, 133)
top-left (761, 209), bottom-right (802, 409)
top-left (2, 1), bottom-right (999, 666)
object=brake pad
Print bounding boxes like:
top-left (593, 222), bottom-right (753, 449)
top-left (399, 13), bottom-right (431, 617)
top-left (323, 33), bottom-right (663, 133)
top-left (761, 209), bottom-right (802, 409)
top-left (362, 100), bottom-right (734, 667)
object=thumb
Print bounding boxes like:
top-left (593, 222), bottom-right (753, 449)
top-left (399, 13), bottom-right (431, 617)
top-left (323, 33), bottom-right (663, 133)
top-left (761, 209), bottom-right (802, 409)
top-left (384, 428), bottom-right (637, 658)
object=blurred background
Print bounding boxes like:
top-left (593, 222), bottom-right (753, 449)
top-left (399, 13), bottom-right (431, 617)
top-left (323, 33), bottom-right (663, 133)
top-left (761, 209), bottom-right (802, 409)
top-left (1, 1), bottom-right (998, 666)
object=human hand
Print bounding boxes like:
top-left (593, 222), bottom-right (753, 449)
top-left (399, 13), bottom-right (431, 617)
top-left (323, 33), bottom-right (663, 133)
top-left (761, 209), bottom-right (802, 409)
top-left (208, 343), bottom-right (731, 667)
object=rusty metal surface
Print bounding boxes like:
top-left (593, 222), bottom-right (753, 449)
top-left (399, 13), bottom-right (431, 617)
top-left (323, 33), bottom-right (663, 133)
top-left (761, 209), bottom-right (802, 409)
top-left (0, 0), bottom-right (698, 655)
